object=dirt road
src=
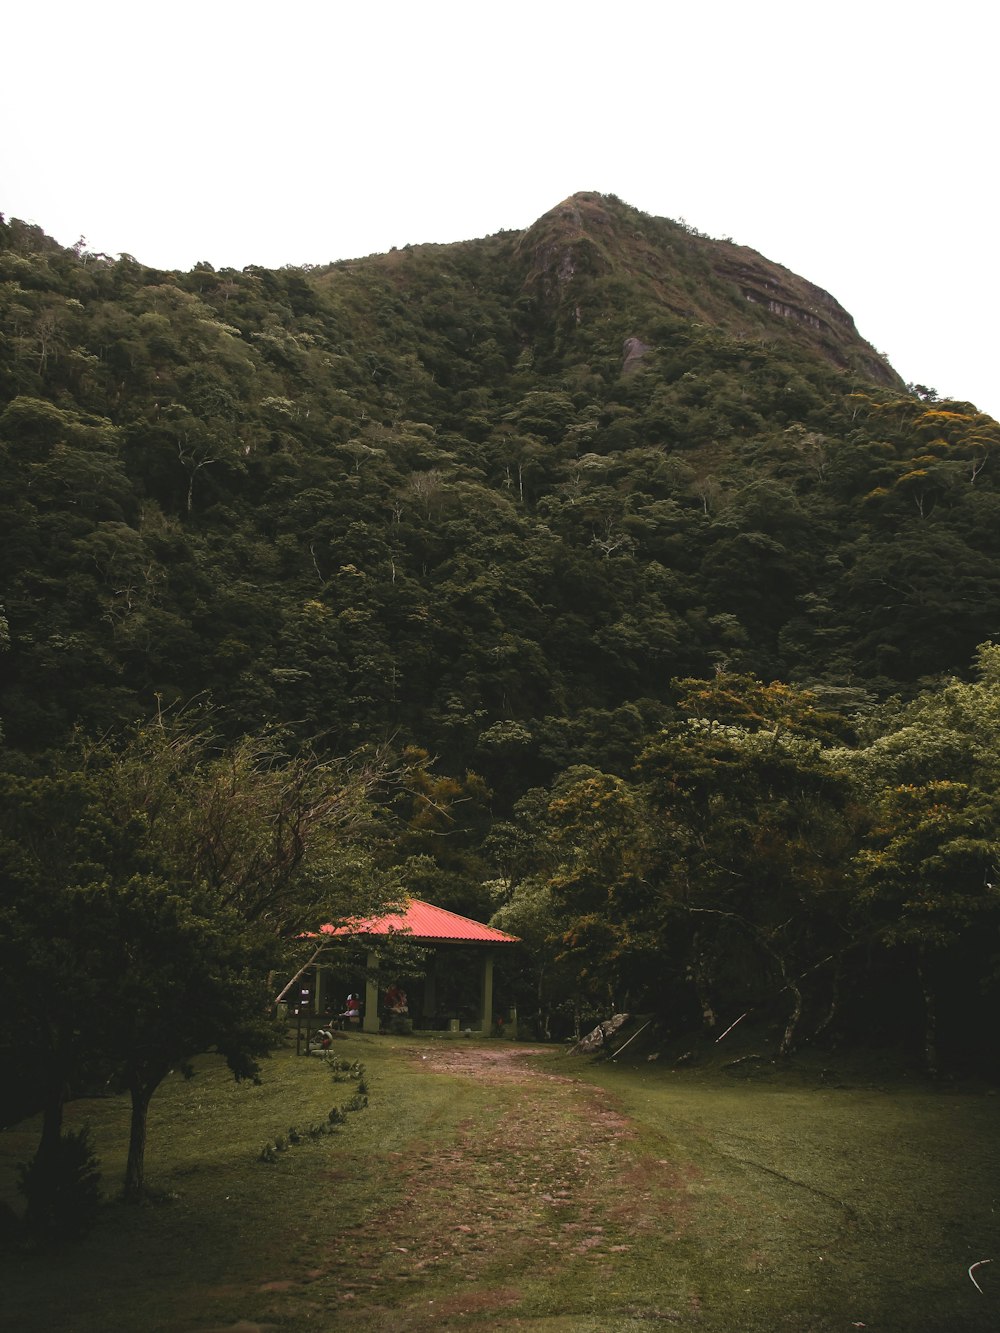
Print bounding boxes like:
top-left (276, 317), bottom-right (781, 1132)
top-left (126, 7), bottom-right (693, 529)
top-left (318, 1043), bottom-right (692, 1330)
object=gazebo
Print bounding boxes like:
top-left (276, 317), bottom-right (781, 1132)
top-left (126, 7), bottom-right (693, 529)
top-left (314, 898), bottom-right (519, 1035)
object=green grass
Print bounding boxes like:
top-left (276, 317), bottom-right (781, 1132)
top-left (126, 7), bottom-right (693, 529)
top-left (0, 1036), bottom-right (410, 1330)
top-left (1, 1033), bottom-right (997, 1331)
top-left (573, 1049), bottom-right (1000, 1331)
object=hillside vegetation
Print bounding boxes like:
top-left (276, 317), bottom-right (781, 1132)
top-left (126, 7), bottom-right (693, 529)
top-left (2, 189), bottom-right (999, 1141)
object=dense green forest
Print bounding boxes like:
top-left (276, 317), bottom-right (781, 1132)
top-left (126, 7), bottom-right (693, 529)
top-left (3, 191), bottom-right (1000, 1204)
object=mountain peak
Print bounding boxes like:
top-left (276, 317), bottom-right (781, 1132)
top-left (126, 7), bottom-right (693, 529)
top-left (514, 191), bottom-right (900, 387)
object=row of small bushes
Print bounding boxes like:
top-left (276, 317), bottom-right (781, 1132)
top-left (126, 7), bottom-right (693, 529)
top-left (258, 1053), bottom-right (369, 1163)
top-left (5, 1053), bottom-right (371, 1248)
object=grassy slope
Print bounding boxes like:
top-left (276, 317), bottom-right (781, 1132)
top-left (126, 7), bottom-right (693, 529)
top-left (1, 1035), bottom-right (997, 1331)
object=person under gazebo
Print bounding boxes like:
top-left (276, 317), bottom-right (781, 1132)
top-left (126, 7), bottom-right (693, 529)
top-left (383, 982), bottom-right (408, 1031)
top-left (340, 992), bottom-right (362, 1030)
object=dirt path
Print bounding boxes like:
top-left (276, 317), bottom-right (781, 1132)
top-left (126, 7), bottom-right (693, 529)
top-left (317, 1044), bottom-right (692, 1330)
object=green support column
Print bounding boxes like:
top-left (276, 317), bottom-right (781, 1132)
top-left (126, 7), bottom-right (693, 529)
top-left (422, 952), bottom-right (437, 1029)
top-left (363, 951), bottom-right (380, 1033)
top-left (316, 964), bottom-right (331, 1016)
top-left (479, 949), bottom-right (494, 1035)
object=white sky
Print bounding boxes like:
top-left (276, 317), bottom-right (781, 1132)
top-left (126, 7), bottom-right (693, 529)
top-left (4, 0), bottom-right (998, 418)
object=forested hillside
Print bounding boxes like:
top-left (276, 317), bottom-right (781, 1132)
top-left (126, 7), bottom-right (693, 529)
top-left (2, 191), bottom-right (999, 1106)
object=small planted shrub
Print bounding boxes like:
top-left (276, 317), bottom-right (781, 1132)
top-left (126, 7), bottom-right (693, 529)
top-left (17, 1127), bottom-right (102, 1245)
top-left (326, 1055), bottom-right (365, 1083)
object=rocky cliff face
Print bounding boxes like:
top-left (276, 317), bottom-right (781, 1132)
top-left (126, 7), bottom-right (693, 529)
top-left (512, 192), bottom-right (902, 388)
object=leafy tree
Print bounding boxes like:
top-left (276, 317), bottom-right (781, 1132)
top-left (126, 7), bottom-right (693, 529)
top-left (0, 768), bottom-right (112, 1147)
top-left (831, 644), bottom-right (1000, 1070)
top-left (0, 717), bottom-right (399, 1200)
top-left (851, 781), bottom-right (1000, 1074)
top-left (542, 768), bottom-right (661, 1011)
top-left (485, 784), bottom-right (589, 1038)
top-left (85, 717), bottom-right (397, 931)
top-left (489, 876), bottom-right (570, 1039)
top-left (636, 679), bottom-right (859, 1049)
top-left (74, 873), bottom-right (276, 1200)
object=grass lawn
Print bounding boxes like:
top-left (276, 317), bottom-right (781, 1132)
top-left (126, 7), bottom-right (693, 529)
top-left (580, 1045), bottom-right (1000, 1331)
top-left (0, 1031), bottom-right (997, 1331)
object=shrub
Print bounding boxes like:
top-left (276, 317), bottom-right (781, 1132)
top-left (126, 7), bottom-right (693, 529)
top-left (17, 1127), bottom-right (102, 1245)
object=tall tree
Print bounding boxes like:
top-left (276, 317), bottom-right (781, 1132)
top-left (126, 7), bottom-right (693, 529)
top-left (851, 780), bottom-right (1000, 1074)
top-left (636, 677), bottom-right (859, 1048)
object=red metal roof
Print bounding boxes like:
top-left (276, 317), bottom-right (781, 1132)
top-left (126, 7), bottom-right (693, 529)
top-left (318, 898), bottom-right (518, 945)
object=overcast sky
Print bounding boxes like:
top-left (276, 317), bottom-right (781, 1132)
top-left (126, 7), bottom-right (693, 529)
top-left (5, 1), bottom-right (997, 418)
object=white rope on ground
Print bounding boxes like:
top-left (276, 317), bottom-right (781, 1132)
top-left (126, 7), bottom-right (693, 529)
top-left (968, 1259), bottom-right (991, 1294)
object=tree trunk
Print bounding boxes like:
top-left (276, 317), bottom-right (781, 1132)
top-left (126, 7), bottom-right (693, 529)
top-left (814, 964), bottom-right (841, 1040)
top-left (916, 950), bottom-right (939, 1078)
top-left (691, 933), bottom-right (717, 1030)
top-left (779, 976), bottom-right (803, 1056)
top-left (37, 1066), bottom-right (67, 1163)
top-left (536, 968), bottom-right (551, 1041)
top-left (123, 1077), bottom-right (155, 1201)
